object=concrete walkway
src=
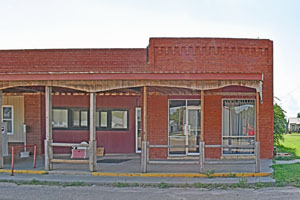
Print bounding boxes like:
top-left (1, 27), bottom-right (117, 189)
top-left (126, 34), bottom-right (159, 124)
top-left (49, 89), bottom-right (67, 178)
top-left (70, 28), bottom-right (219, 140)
top-left (0, 154), bottom-right (275, 184)
top-left (0, 171), bottom-right (275, 185)
top-left (3, 154), bottom-right (273, 173)
top-left (275, 159), bottom-right (300, 164)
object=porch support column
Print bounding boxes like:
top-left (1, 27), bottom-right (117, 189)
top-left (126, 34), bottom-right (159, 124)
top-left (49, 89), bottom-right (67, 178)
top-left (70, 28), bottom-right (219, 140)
top-left (255, 92), bottom-right (260, 172)
top-left (256, 92), bottom-right (260, 142)
top-left (0, 90), bottom-right (3, 168)
top-left (199, 90), bottom-right (205, 173)
top-left (45, 86), bottom-right (53, 171)
top-left (89, 92), bottom-right (97, 172)
top-left (143, 86), bottom-right (148, 141)
top-left (141, 86), bottom-right (148, 173)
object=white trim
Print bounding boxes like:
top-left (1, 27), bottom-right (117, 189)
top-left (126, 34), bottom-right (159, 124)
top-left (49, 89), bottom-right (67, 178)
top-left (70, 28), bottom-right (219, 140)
top-left (2, 105), bottom-right (13, 135)
top-left (135, 107), bottom-right (141, 153)
top-left (221, 99), bottom-right (256, 156)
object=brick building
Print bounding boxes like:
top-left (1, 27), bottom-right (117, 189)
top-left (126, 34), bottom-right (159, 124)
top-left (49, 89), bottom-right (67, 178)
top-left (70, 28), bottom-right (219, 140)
top-left (0, 38), bottom-right (273, 171)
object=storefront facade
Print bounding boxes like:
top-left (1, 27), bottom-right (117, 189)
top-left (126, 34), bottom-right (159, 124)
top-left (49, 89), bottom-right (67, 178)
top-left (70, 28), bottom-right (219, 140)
top-left (0, 38), bottom-right (273, 170)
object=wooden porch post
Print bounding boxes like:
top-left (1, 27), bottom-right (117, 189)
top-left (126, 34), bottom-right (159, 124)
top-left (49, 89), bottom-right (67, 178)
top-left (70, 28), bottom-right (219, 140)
top-left (0, 90), bottom-right (3, 168)
top-left (89, 92), bottom-right (97, 172)
top-left (255, 92), bottom-right (261, 172)
top-left (143, 86), bottom-right (148, 141)
top-left (199, 90), bottom-right (205, 173)
top-left (141, 86), bottom-right (148, 173)
top-left (45, 86), bottom-right (53, 171)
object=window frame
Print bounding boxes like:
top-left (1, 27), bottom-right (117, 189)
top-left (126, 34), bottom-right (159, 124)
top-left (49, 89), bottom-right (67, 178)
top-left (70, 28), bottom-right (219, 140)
top-left (2, 105), bottom-right (13, 135)
top-left (96, 109), bottom-right (129, 131)
top-left (52, 108), bottom-right (69, 129)
top-left (221, 98), bottom-right (256, 156)
top-left (52, 107), bottom-right (129, 131)
top-left (168, 99), bottom-right (201, 156)
top-left (69, 108), bottom-right (89, 129)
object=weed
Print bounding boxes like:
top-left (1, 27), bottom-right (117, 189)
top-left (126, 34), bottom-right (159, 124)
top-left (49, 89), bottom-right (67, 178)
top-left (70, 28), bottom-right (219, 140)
top-left (112, 182), bottom-right (130, 188)
top-left (204, 170), bottom-right (215, 178)
top-left (237, 177), bottom-right (248, 188)
top-left (254, 182), bottom-right (265, 189)
top-left (157, 182), bottom-right (171, 189)
top-left (227, 173), bottom-right (236, 178)
top-left (0, 179), bottom-right (90, 187)
top-left (220, 184), bottom-right (228, 190)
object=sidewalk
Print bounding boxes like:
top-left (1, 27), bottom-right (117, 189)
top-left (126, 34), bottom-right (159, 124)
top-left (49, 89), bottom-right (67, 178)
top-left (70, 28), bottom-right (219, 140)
top-left (0, 154), bottom-right (275, 184)
top-left (0, 171), bottom-right (275, 185)
top-left (275, 159), bottom-right (300, 164)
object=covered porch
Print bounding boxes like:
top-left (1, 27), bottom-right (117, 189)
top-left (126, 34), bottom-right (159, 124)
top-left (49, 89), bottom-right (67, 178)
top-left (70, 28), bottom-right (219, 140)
top-left (0, 73), bottom-right (264, 173)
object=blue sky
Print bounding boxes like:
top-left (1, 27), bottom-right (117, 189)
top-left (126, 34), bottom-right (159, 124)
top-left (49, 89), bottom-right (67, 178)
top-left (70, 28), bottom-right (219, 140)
top-left (0, 0), bottom-right (299, 118)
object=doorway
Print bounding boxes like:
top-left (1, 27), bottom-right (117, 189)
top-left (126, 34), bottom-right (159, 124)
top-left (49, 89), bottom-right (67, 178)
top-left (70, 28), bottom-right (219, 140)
top-left (169, 100), bottom-right (201, 156)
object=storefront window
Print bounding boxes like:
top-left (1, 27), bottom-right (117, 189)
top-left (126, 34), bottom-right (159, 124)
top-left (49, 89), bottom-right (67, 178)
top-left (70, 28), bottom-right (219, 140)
top-left (52, 109), bottom-right (68, 128)
top-left (222, 99), bottom-right (255, 155)
top-left (111, 111), bottom-right (128, 129)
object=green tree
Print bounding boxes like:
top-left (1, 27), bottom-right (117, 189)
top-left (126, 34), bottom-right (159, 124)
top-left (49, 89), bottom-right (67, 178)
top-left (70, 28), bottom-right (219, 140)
top-left (274, 103), bottom-right (287, 144)
top-left (297, 113), bottom-right (300, 118)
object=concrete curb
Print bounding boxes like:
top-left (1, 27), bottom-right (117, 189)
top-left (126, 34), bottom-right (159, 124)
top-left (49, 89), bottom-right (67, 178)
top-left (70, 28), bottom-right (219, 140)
top-left (0, 169), bottom-right (48, 175)
top-left (0, 169), bottom-right (272, 178)
top-left (91, 172), bottom-right (272, 178)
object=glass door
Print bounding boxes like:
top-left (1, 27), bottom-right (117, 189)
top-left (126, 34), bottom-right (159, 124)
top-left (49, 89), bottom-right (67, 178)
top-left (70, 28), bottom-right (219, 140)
top-left (186, 107), bottom-right (201, 155)
top-left (169, 100), bottom-right (201, 156)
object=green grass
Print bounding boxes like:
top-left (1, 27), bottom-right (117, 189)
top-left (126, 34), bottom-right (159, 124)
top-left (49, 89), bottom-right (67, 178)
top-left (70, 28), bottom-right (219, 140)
top-left (275, 133), bottom-right (300, 160)
top-left (272, 163), bottom-right (300, 186)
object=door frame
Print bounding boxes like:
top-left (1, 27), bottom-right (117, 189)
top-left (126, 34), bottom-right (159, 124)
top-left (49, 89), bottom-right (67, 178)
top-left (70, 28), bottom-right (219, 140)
top-left (135, 107), bottom-right (141, 153)
top-left (186, 106), bottom-right (201, 155)
top-left (168, 99), bottom-right (201, 156)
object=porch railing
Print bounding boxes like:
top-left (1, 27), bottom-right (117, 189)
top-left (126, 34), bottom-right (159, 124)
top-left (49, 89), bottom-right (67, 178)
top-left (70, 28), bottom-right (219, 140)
top-left (49, 142), bottom-right (90, 165)
top-left (141, 141), bottom-right (260, 173)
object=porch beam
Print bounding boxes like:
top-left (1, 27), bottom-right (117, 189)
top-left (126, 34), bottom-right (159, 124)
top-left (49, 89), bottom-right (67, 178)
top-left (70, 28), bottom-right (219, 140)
top-left (205, 91), bottom-right (256, 96)
top-left (0, 90), bottom-right (3, 168)
top-left (89, 92), bottom-right (97, 172)
top-left (0, 79), bottom-right (262, 94)
top-left (44, 86), bottom-right (53, 171)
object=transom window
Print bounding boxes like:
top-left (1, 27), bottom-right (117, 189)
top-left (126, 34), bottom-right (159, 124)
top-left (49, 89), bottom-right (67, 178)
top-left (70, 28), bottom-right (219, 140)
top-left (222, 99), bottom-right (255, 155)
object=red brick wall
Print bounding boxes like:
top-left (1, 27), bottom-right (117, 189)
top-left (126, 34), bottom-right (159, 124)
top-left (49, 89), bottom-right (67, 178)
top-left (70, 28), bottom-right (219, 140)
top-left (24, 94), bottom-right (43, 155)
top-left (148, 38), bottom-right (273, 159)
top-left (147, 94), bottom-right (168, 159)
top-left (0, 49), bottom-right (147, 73)
top-left (204, 95), bottom-right (222, 159)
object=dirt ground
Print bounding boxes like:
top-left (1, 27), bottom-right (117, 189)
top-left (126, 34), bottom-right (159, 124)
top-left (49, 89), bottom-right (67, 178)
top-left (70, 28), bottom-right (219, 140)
top-left (0, 183), bottom-right (299, 200)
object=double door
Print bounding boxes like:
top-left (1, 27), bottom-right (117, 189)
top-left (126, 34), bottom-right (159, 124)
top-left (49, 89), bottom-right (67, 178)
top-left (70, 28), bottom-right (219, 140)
top-left (169, 100), bottom-right (201, 156)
